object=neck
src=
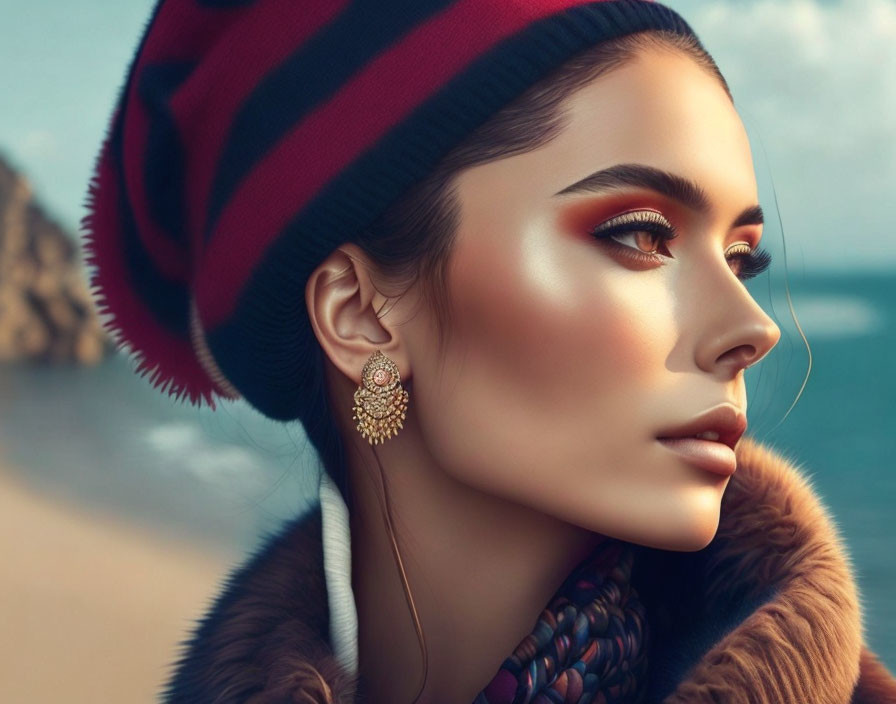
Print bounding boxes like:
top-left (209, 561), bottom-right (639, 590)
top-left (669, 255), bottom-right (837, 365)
top-left (342, 398), bottom-right (609, 703)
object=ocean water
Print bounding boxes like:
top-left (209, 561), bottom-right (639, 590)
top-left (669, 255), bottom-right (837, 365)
top-left (0, 271), bottom-right (893, 669)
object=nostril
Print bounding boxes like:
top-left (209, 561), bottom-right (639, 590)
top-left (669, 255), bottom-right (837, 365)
top-left (719, 344), bottom-right (757, 370)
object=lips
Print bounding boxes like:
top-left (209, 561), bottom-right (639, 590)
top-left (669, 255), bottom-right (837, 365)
top-left (655, 404), bottom-right (747, 452)
top-left (656, 436), bottom-right (739, 476)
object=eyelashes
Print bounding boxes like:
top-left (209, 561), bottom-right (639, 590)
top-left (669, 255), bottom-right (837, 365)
top-left (724, 243), bottom-right (773, 281)
top-left (588, 209), bottom-right (773, 282)
top-left (589, 210), bottom-right (679, 265)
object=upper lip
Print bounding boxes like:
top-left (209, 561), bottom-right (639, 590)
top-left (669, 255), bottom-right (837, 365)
top-left (656, 404), bottom-right (747, 451)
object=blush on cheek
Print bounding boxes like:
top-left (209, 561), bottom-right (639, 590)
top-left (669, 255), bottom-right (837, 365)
top-left (451, 270), bottom-right (651, 413)
top-left (545, 300), bottom-right (660, 416)
top-left (445, 205), bottom-right (673, 413)
top-left (594, 294), bottom-right (668, 373)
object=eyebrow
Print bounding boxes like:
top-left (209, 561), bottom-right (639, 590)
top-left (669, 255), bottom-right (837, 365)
top-left (553, 162), bottom-right (764, 228)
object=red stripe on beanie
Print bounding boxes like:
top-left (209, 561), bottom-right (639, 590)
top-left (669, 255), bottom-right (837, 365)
top-left (169, 0), bottom-right (350, 263)
top-left (196, 0), bottom-right (619, 328)
top-left (143, 0), bottom-right (245, 62)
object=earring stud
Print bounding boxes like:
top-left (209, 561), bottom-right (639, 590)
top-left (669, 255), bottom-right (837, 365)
top-left (352, 349), bottom-right (409, 445)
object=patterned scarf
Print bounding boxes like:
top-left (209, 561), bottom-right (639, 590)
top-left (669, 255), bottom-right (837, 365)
top-left (472, 539), bottom-right (649, 704)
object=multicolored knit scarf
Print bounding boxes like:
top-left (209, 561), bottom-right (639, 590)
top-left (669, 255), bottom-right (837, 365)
top-left (474, 540), bottom-right (649, 704)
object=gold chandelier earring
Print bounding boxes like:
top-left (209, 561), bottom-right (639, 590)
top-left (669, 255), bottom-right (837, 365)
top-left (353, 349), bottom-right (409, 445)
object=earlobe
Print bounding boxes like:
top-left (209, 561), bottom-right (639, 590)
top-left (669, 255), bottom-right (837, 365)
top-left (304, 244), bottom-right (411, 386)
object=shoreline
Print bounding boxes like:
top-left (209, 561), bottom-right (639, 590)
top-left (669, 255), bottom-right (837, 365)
top-left (0, 456), bottom-right (233, 703)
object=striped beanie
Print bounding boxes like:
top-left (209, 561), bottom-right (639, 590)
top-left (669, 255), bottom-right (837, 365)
top-left (82, 0), bottom-right (698, 421)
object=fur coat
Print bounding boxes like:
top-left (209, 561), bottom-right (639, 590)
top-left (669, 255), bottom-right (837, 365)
top-left (159, 437), bottom-right (896, 703)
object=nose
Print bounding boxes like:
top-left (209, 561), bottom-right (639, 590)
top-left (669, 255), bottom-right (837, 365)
top-left (694, 276), bottom-right (782, 379)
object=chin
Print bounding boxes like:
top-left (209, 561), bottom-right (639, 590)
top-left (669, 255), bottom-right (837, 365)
top-left (587, 493), bottom-right (723, 553)
top-left (648, 506), bottom-right (722, 552)
top-left (621, 526), bottom-right (717, 553)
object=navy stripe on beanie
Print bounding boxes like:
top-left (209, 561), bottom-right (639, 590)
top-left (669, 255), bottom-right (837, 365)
top-left (81, 0), bottom-right (700, 417)
top-left (204, 0), bottom-right (459, 245)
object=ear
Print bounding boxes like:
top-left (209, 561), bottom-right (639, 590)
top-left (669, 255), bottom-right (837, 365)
top-left (305, 243), bottom-right (411, 386)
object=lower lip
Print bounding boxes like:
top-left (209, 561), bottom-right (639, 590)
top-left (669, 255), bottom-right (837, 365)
top-left (656, 437), bottom-right (737, 476)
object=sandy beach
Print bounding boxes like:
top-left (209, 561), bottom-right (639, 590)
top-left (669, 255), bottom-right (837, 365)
top-left (0, 456), bottom-right (234, 703)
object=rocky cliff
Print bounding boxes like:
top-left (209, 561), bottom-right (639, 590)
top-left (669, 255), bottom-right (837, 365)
top-left (0, 153), bottom-right (112, 364)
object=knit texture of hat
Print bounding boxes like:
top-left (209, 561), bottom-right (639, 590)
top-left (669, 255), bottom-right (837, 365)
top-left (82, 0), bottom-right (699, 421)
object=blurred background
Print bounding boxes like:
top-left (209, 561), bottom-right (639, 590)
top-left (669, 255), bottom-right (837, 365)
top-left (0, 0), bottom-right (893, 701)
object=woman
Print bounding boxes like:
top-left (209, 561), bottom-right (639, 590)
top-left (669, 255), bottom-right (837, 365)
top-left (82, 0), bottom-right (896, 702)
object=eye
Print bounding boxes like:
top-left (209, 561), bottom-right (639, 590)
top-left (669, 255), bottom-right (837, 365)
top-left (589, 210), bottom-right (774, 282)
top-left (725, 243), bottom-right (773, 282)
top-left (589, 210), bottom-right (678, 267)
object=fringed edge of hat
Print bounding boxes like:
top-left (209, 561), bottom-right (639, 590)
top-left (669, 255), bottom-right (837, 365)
top-left (79, 112), bottom-right (241, 410)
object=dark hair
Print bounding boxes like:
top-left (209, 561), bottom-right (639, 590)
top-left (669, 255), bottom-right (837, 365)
top-left (306, 29), bottom-right (731, 509)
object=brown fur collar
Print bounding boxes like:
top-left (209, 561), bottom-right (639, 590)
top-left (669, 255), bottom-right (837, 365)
top-left (160, 437), bottom-right (896, 703)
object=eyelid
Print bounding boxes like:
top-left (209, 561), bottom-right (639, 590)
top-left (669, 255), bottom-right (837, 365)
top-left (591, 208), bottom-right (674, 233)
top-left (726, 241), bottom-right (753, 255)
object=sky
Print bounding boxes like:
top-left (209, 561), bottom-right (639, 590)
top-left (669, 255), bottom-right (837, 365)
top-left (0, 0), bottom-right (893, 272)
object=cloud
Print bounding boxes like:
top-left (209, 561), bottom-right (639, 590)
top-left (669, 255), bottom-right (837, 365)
top-left (786, 294), bottom-right (886, 338)
top-left (144, 422), bottom-right (266, 490)
top-left (19, 129), bottom-right (60, 160)
top-left (689, 0), bottom-right (896, 270)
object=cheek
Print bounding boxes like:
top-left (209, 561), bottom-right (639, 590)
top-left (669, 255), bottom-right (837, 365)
top-left (411, 218), bottom-right (675, 492)
top-left (447, 226), bottom-right (669, 405)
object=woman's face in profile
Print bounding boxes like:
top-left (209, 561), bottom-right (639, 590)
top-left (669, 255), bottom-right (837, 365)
top-left (401, 45), bottom-right (781, 552)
